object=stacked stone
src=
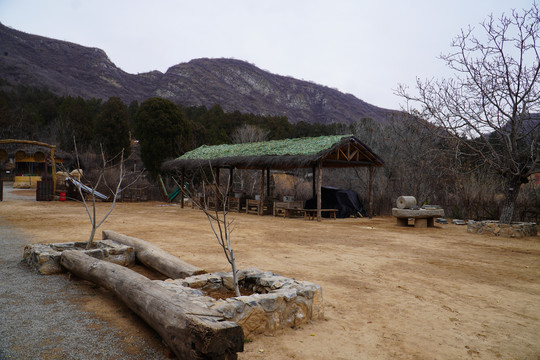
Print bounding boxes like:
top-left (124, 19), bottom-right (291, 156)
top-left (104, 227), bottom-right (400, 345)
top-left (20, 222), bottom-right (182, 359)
top-left (157, 268), bottom-right (324, 339)
top-left (467, 220), bottom-right (538, 238)
top-left (23, 240), bottom-right (135, 275)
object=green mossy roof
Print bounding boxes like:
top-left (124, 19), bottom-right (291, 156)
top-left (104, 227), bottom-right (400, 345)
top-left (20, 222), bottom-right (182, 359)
top-left (180, 134), bottom-right (351, 160)
top-left (162, 134), bottom-right (384, 171)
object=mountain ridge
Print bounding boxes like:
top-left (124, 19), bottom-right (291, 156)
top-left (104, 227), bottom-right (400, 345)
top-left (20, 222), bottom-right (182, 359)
top-left (0, 22), bottom-right (397, 124)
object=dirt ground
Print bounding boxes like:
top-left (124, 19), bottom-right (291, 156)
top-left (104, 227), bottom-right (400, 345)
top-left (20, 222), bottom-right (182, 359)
top-left (1, 187), bottom-right (540, 359)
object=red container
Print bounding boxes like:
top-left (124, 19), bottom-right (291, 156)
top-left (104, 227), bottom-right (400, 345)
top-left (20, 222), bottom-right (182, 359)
top-left (59, 191), bottom-right (67, 201)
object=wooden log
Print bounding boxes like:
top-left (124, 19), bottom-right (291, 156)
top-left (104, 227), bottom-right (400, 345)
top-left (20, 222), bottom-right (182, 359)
top-left (102, 230), bottom-right (204, 279)
top-left (60, 250), bottom-right (243, 360)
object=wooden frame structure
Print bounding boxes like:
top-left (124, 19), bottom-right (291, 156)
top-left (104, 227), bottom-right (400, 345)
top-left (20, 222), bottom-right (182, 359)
top-left (0, 139), bottom-right (58, 194)
top-left (163, 135), bottom-right (384, 221)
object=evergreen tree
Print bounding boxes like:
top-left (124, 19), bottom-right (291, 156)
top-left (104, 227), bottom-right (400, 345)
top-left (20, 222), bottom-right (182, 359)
top-left (134, 98), bottom-right (191, 177)
top-left (94, 97), bottom-right (131, 160)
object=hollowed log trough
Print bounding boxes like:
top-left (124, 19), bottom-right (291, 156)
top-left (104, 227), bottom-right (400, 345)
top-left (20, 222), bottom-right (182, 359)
top-left (102, 230), bottom-right (204, 279)
top-left (60, 250), bottom-right (243, 360)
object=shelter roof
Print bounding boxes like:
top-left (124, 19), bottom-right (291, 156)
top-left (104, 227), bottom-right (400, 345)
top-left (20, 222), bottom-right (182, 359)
top-left (163, 135), bottom-right (384, 171)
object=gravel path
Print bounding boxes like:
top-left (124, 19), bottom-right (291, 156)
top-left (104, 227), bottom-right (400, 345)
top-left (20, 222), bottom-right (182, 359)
top-left (0, 217), bottom-right (167, 359)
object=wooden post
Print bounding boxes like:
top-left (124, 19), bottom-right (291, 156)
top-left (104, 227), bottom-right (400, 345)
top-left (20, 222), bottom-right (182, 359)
top-left (259, 168), bottom-right (265, 215)
top-left (266, 168), bottom-right (270, 198)
top-left (368, 166), bottom-right (374, 218)
top-left (51, 146), bottom-right (56, 196)
top-left (229, 167), bottom-right (234, 190)
top-left (317, 161), bottom-right (322, 222)
top-left (180, 170), bottom-right (185, 208)
top-left (312, 165), bottom-right (316, 198)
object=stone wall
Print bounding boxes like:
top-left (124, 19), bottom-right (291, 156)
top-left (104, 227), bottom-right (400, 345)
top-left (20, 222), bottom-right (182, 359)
top-left (467, 220), bottom-right (538, 238)
top-left (157, 268), bottom-right (324, 339)
top-left (23, 240), bottom-right (136, 275)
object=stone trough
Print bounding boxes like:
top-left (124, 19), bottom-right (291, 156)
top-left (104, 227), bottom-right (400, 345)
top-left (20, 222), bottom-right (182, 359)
top-left (467, 220), bottom-right (537, 238)
top-left (157, 269), bottom-right (325, 339)
top-left (23, 232), bottom-right (325, 358)
top-left (23, 240), bottom-right (136, 275)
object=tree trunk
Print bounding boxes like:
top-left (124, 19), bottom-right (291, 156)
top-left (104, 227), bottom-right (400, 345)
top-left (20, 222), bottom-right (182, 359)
top-left (60, 250), bottom-right (243, 360)
top-left (500, 176), bottom-right (522, 224)
top-left (102, 230), bottom-right (205, 279)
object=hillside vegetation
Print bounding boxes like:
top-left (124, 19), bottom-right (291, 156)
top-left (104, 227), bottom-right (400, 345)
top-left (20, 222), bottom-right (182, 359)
top-left (0, 22), bottom-right (396, 125)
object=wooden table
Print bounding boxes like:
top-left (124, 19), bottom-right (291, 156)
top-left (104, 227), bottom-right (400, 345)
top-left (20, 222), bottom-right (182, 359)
top-left (273, 200), bottom-right (304, 217)
top-left (302, 209), bottom-right (338, 220)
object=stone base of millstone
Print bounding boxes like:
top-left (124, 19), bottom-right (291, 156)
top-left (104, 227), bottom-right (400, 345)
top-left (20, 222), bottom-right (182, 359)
top-left (392, 208), bottom-right (445, 228)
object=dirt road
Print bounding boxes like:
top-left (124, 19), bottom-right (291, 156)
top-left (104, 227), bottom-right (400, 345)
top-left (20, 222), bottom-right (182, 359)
top-left (1, 186), bottom-right (539, 359)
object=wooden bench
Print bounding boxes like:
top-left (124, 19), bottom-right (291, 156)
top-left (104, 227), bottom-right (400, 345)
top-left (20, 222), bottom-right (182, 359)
top-left (245, 199), bottom-right (273, 215)
top-left (227, 196), bottom-right (244, 212)
top-left (302, 209), bottom-right (338, 220)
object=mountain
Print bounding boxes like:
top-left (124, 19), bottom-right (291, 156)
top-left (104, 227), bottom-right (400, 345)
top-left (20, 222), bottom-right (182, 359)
top-left (0, 22), bottom-right (397, 124)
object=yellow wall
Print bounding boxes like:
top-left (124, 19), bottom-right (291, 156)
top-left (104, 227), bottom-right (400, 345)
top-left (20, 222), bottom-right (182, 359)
top-left (13, 175), bottom-right (42, 188)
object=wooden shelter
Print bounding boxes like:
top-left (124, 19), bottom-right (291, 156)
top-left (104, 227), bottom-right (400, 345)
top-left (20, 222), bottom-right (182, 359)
top-left (162, 135), bottom-right (384, 221)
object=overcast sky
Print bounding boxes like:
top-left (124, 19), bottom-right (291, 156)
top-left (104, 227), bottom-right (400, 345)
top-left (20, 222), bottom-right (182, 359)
top-left (0, 0), bottom-right (533, 110)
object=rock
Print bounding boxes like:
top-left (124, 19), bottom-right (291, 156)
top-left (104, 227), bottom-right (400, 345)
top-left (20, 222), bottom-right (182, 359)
top-left (23, 241), bottom-right (135, 275)
top-left (435, 218), bottom-right (448, 224)
top-left (452, 219), bottom-right (467, 225)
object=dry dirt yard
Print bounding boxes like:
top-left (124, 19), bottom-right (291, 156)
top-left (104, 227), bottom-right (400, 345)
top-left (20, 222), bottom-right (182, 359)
top-left (1, 189), bottom-right (540, 359)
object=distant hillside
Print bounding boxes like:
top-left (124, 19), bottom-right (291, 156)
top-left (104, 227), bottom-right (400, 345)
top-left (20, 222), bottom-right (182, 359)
top-left (0, 22), bottom-right (397, 125)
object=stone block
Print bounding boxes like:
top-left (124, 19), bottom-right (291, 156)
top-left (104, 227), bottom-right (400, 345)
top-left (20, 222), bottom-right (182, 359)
top-left (23, 240), bottom-right (135, 274)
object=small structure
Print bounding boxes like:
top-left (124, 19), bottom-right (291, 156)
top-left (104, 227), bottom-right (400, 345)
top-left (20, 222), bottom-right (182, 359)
top-left (392, 196), bottom-right (445, 228)
top-left (162, 268), bottom-right (324, 339)
top-left (0, 139), bottom-right (69, 196)
top-left (163, 135), bottom-right (384, 221)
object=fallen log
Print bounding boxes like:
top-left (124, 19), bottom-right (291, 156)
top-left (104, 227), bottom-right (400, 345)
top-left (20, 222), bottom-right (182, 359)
top-left (60, 250), bottom-right (243, 360)
top-left (102, 230), bottom-right (204, 279)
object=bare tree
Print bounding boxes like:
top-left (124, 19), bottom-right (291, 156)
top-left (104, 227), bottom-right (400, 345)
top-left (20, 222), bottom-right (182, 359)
top-left (396, 4), bottom-right (540, 223)
top-left (230, 124), bottom-right (270, 144)
top-left (179, 167), bottom-right (241, 297)
top-left (67, 141), bottom-right (144, 248)
top-left (230, 124), bottom-right (270, 196)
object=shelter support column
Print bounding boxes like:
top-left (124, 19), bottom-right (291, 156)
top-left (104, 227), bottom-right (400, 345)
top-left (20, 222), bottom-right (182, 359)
top-left (51, 146), bottom-right (56, 196)
top-left (317, 161), bottom-right (322, 222)
top-left (259, 169), bottom-right (265, 216)
top-left (368, 166), bottom-right (374, 218)
top-left (312, 166), bottom-right (316, 198)
top-left (266, 168), bottom-right (270, 198)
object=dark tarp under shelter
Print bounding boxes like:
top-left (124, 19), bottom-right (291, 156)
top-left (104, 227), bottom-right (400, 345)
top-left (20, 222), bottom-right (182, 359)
top-left (305, 186), bottom-right (368, 218)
